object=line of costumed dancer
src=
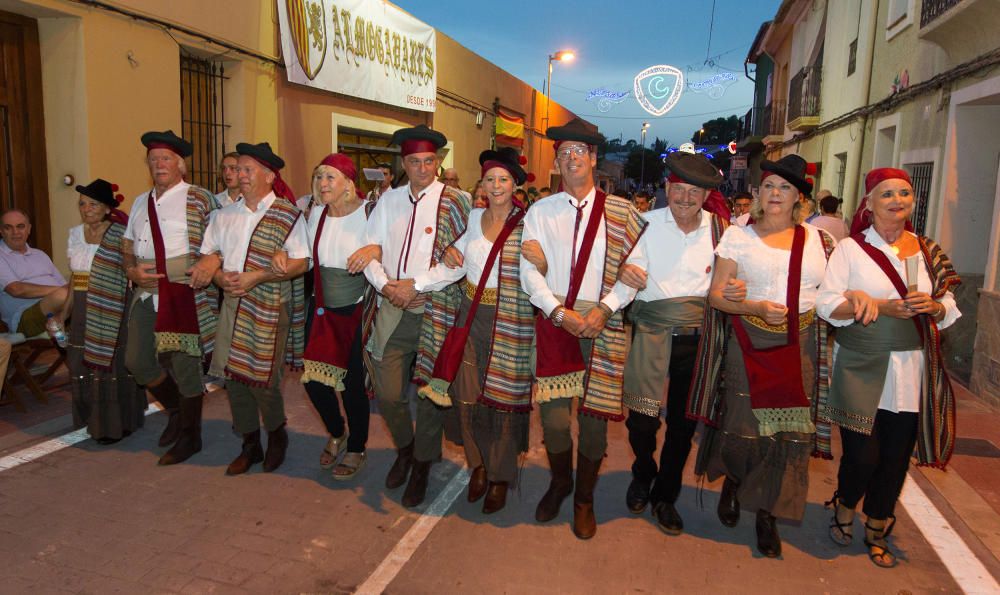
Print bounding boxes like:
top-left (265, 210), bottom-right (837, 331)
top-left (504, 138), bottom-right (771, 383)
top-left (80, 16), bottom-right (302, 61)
top-left (64, 122), bottom-right (959, 565)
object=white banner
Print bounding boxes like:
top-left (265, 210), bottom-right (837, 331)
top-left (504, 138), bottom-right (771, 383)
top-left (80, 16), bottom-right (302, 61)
top-left (277, 0), bottom-right (437, 112)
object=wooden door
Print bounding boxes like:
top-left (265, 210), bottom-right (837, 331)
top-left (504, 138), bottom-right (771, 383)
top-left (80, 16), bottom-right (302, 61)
top-left (0, 11), bottom-right (51, 254)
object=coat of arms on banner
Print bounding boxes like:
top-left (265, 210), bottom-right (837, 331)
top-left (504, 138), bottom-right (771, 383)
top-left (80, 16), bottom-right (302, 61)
top-left (287, 0), bottom-right (327, 80)
top-left (633, 65), bottom-right (684, 117)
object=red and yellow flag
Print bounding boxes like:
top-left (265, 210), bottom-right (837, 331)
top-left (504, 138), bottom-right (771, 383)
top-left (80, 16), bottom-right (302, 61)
top-left (495, 108), bottom-right (524, 148)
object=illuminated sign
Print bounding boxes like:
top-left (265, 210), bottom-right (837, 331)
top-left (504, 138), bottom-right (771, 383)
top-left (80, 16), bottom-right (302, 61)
top-left (585, 88), bottom-right (630, 112)
top-left (687, 72), bottom-right (737, 99)
top-left (633, 65), bottom-right (684, 117)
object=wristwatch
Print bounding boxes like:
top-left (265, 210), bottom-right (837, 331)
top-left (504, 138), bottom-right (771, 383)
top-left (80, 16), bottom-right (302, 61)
top-left (551, 306), bottom-right (566, 327)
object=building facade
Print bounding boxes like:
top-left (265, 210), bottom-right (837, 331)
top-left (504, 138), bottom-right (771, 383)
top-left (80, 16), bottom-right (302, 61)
top-left (736, 0), bottom-right (1000, 401)
top-left (0, 0), bottom-right (584, 273)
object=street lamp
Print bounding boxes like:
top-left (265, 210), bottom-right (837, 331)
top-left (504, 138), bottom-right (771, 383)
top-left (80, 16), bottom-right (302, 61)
top-left (545, 49), bottom-right (575, 129)
top-left (698, 127), bottom-right (706, 145)
top-left (639, 121), bottom-right (650, 191)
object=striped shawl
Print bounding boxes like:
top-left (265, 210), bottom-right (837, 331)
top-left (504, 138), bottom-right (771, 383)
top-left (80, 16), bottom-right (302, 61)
top-left (83, 222), bottom-right (129, 371)
top-left (154, 185), bottom-right (220, 357)
top-left (412, 186), bottom-right (472, 388)
top-left (913, 237), bottom-right (959, 467)
top-left (224, 196), bottom-right (305, 386)
top-left (577, 195), bottom-right (647, 421)
top-left (418, 211), bottom-right (535, 411)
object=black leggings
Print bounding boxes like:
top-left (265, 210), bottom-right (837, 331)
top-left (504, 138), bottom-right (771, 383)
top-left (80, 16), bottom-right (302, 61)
top-left (303, 313), bottom-right (369, 453)
top-left (837, 409), bottom-right (918, 519)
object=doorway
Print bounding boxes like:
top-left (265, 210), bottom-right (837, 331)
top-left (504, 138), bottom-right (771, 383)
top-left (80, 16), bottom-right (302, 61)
top-left (0, 10), bottom-right (50, 253)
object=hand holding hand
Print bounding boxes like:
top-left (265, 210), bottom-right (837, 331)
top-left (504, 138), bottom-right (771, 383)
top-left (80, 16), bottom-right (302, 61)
top-left (722, 278), bottom-right (747, 302)
top-left (618, 264), bottom-right (648, 290)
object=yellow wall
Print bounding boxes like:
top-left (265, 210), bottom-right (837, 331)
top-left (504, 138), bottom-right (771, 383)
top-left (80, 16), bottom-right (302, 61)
top-left (8, 0), bottom-right (580, 274)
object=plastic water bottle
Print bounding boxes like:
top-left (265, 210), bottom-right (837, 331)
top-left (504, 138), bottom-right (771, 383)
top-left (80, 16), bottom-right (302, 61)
top-left (45, 313), bottom-right (68, 348)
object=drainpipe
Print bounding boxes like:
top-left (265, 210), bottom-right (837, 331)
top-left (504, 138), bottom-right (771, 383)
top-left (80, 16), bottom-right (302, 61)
top-left (847, 0), bottom-right (880, 214)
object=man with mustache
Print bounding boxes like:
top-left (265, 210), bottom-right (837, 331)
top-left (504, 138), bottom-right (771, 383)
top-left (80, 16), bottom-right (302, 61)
top-left (618, 147), bottom-right (739, 535)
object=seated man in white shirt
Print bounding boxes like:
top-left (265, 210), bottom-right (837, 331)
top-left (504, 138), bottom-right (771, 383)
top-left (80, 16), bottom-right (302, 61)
top-left (0, 209), bottom-right (68, 338)
top-left (195, 141), bottom-right (309, 476)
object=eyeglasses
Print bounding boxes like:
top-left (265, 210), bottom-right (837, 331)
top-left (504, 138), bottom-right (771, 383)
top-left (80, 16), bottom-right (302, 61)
top-left (668, 185), bottom-right (707, 199)
top-left (404, 156), bottom-right (437, 167)
top-left (556, 146), bottom-right (589, 159)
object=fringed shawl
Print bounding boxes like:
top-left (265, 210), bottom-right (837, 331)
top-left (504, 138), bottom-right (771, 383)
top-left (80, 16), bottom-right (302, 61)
top-left (83, 222), bottom-right (129, 371)
top-left (577, 195), bottom-right (647, 421)
top-left (224, 196), bottom-right (305, 386)
top-left (153, 185), bottom-right (220, 357)
top-left (412, 186), bottom-right (471, 387)
top-left (417, 212), bottom-right (535, 411)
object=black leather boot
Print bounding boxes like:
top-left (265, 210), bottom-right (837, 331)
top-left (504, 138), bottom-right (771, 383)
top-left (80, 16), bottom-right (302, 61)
top-left (158, 394), bottom-right (203, 465)
top-left (718, 476), bottom-right (741, 527)
top-left (226, 430), bottom-right (264, 475)
top-left (572, 452), bottom-right (603, 540)
top-left (401, 460), bottom-right (432, 508)
top-left (262, 423), bottom-right (289, 472)
top-left (385, 440), bottom-right (415, 489)
top-left (535, 449), bottom-right (573, 522)
top-left (756, 509), bottom-right (782, 558)
top-left (148, 375), bottom-right (181, 447)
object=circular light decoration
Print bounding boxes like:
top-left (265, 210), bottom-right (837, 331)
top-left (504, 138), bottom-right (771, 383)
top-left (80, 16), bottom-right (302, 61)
top-left (633, 65), bottom-right (684, 117)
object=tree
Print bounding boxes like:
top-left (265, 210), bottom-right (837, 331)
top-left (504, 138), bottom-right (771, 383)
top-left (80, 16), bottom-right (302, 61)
top-left (624, 147), bottom-right (664, 186)
top-left (690, 115), bottom-right (740, 144)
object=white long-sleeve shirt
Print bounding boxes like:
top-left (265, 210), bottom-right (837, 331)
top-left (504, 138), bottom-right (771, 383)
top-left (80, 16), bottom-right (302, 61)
top-left (630, 209), bottom-right (715, 302)
top-left (816, 228), bottom-right (960, 413)
top-left (125, 182), bottom-right (193, 260)
top-left (413, 209), bottom-right (495, 292)
top-left (519, 189), bottom-right (637, 316)
top-left (200, 192), bottom-right (309, 271)
top-left (363, 181), bottom-right (445, 292)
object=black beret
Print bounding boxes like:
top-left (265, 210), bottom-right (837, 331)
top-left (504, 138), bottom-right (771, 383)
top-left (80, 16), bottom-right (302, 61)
top-left (478, 147), bottom-right (527, 185)
top-left (665, 151), bottom-right (724, 189)
top-left (760, 154), bottom-right (813, 196)
top-left (140, 130), bottom-right (193, 157)
top-left (545, 117), bottom-right (605, 146)
top-left (236, 141), bottom-right (285, 171)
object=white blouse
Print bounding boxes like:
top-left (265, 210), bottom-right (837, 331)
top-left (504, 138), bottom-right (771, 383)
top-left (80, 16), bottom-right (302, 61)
top-left (66, 225), bottom-right (101, 273)
top-left (306, 203), bottom-right (368, 269)
top-left (715, 222), bottom-right (832, 312)
top-left (414, 209), bottom-right (498, 292)
top-left (816, 228), bottom-right (960, 413)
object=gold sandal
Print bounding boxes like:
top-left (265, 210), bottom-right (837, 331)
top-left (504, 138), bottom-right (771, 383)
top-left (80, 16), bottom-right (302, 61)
top-left (320, 434), bottom-right (347, 469)
top-left (864, 516), bottom-right (898, 568)
top-left (333, 451), bottom-right (366, 481)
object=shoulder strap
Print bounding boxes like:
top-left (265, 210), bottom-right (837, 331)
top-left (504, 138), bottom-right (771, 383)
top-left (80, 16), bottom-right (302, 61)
top-left (565, 190), bottom-right (607, 308)
top-left (785, 225), bottom-right (806, 344)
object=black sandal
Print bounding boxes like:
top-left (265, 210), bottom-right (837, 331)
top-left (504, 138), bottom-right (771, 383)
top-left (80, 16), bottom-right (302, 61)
top-left (864, 515), bottom-right (898, 568)
top-left (824, 492), bottom-right (854, 546)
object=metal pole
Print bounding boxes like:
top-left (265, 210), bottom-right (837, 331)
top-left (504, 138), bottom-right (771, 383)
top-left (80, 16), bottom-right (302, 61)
top-left (545, 56), bottom-right (553, 131)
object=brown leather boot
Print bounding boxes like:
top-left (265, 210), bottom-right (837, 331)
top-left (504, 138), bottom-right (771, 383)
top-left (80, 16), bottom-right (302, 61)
top-left (226, 430), bottom-right (263, 475)
top-left (158, 395), bottom-right (203, 465)
top-left (385, 440), bottom-right (415, 489)
top-left (467, 466), bottom-right (487, 503)
top-left (482, 481), bottom-right (508, 514)
top-left (573, 452), bottom-right (603, 540)
top-left (263, 423), bottom-right (289, 472)
top-left (535, 448), bottom-right (574, 522)
top-left (401, 459), bottom-right (432, 508)
top-left (148, 375), bottom-right (181, 447)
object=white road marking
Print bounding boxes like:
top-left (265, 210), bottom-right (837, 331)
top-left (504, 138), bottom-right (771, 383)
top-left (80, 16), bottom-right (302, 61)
top-left (900, 473), bottom-right (1000, 594)
top-left (0, 403), bottom-right (162, 472)
top-left (355, 467), bottom-right (471, 595)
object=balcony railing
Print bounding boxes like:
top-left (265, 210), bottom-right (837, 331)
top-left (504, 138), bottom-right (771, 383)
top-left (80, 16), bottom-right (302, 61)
top-left (787, 66), bottom-right (821, 129)
top-left (767, 101), bottom-right (786, 137)
top-left (921, 0), bottom-right (962, 27)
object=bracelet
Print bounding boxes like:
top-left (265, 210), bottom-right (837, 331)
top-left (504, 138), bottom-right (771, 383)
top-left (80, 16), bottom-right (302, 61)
top-left (551, 306), bottom-right (566, 327)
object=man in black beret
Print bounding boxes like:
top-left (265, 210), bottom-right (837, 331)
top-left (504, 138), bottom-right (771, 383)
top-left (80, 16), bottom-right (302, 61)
top-left (123, 129), bottom-right (219, 466)
top-left (192, 141), bottom-right (310, 475)
top-left (361, 124), bottom-right (471, 507)
top-left (519, 118), bottom-right (647, 539)
top-left (617, 147), bottom-right (742, 535)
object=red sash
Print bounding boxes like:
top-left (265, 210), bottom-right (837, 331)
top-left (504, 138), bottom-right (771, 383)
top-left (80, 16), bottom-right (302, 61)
top-left (147, 192), bottom-right (200, 336)
top-left (303, 206), bottom-right (363, 370)
top-left (432, 210), bottom-right (525, 383)
top-left (850, 233), bottom-right (924, 341)
top-left (535, 191), bottom-right (607, 378)
top-left (730, 225), bottom-right (810, 411)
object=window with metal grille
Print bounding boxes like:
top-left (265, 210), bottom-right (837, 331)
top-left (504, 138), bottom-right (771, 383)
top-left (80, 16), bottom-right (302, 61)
top-left (835, 152), bottom-right (847, 199)
top-left (906, 162), bottom-right (933, 235)
top-left (180, 53), bottom-right (228, 192)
